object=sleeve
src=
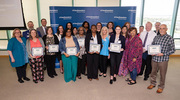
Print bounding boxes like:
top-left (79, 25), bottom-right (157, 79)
top-left (99, 34), bottom-right (102, 50)
top-left (152, 36), bottom-right (157, 45)
top-left (54, 35), bottom-right (59, 44)
top-left (74, 37), bottom-right (80, 53)
top-left (23, 31), bottom-right (26, 38)
top-left (37, 31), bottom-right (42, 37)
top-left (121, 36), bottom-right (126, 50)
top-left (42, 35), bottom-right (46, 46)
top-left (7, 39), bottom-right (13, 51)
top-left (163, 37), bottom-right (175, 56)
top-left (59, 38), bottom-right (65, 54)
top-left (134, 38), bottom-right (143, 58)
top-left (26, 39), bottom-right (31, 57)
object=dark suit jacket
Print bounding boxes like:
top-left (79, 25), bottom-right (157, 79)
top-left (85, 32), bottom-right (102, 53)
top-left (37, 26), bottom-right (46, 37)
top-left (154, 30), bottom-right (160, 35)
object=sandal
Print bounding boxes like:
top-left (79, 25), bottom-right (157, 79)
top-left (125, 78), bottom-right (132, 82)
top-left (128, 80), bottom-right (136, 85)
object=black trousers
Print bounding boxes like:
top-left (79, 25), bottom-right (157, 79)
top-left (87, 53), bottom-right (99, 79)
top-left (77, 54), bottom-right (87, 76)
top-left (110, 53), bottom-right (122, 76)
top-left (44, 55), bottom-right (57, 77)
top-left (100, 55), bottom-right (108, 74)
top-left (139, 54), bottom-right (152, 78)
top-left (15, 63), bottom-right (27, 80)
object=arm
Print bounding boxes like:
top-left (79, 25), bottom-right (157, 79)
top-left (7, 51), bottom-right (15, 62)
top-left (163, 37), bottom-right (175, 56)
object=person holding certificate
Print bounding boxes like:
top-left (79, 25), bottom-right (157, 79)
top-left (122, 27), bottom-right (143, 85)
top-left (109, 26), bottom-right (126, 84)
top-left (42, 26), bottom-right (59, 78)
top-left (7, 28), bottom-right (30, 83)
top-left (99, 26), bottom-right (110, 77)
top-left (147, 24), bottom-right (175, 93)
top-left (75, 27), bottom-right (87, 79)
top-left (26, 29), bottom-right (45, 83)
top-left (59, 28), bottom-right (80, 83)
top-left (85, 25), bottom-right (102, 81)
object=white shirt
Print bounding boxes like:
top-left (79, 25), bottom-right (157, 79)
top-left (55, 33), bottom-right (61, 41)
top-left (92, 34), bottom-right (98, 44)
top-left (140, 30), bottom-right (156, 51)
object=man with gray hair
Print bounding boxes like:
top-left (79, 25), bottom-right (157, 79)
top-left (154, 22), bottom-right (161, 35)
top-left (147, 24), bottom-right (175, 93)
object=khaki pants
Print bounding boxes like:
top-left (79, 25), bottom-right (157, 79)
top-left (150, 60), bottom-right (168, 89)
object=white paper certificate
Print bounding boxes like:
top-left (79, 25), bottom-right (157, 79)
top-left (110, 43), bottom-right (121, 53)
top-left (148, 45), bottom-right (161, 55)
top-left (78, 38), bottom-right (85, 47)
top-left (89, 44), bottom-right (101, 52)
top-left (66, 47), bottom-right (77, 55)
top-left (48, 45), bottom-right (59, 52)
top-left (32, 47), bottom-right (43, 56)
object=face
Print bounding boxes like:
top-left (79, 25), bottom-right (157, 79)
top-left (108, 23), bottom-right (113, 29)
top-left (115, 27), bottom-right (121, 34)
top-left (130, 29), bottom-right (136, 37)
top-left (159, 25), bottom-right (168, 35)
top-left (67, 23), bottom-right (71, 29)
top-left (66, 29), bottom-right (72, 37)
top-left (146, 23), bottom-right (152, 32)
top-left (102, 28), bottom-right (107, 35)
top-left (47, 28), bottom-right (53, 35)
top-left (91, 26), bottom-right (97, 33)
top-left (122, 27), bottom-right (127, 34)
top-left (28, 22), bottom-right (34, 29)
top-left (59, 26), bottom-right (63, 33)
top-left (73, 28), bottom-right (77, 35)
top-left (139, 27), bottom-right (144, 33)
top-left (96, 23), bottom-right (102, 30)
top-left (41, 19), bottom-right (47, 26)
top-left (14, 30), bottom-right (21, 38)
top-left (126, 23), bottom-right (130, 29)
top-left (155, 22), bottom-right (161, 30)
top-left (79, 27), bottom-right (84, 35)
top-left (84, 23), bottom-right (88, 28)
top-left (30, 30), bottom-right (36, 38)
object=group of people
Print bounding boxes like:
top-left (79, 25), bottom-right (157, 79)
top-left (7, 18), bottom-right (175, 93)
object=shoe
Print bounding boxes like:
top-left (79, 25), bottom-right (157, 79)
top-left (103, 74), bottom-right (107, 77)
top-left (125, 78), bottom-right (132, 82)
top-left (40, 79), bottom-right (44, 82)
top-left (77, 76), bottom-right (82, 79)
top-left (95, 78), bottom-right (99, 80)
top-left (128, 80), bottom-right (136, 85)
top-left (49, 75), bottom-right (54, 78)
top-left (147, 85), bottom-right (155, 89)
top-left (88, 78), bottom-right (92, 81)
top-left (156, 88), bottom-right (163, 93)
top-left (23, 77), bottom-right (30, 81)
top-left (109, 79), bottom-right (113, 84)
top-left (18, 79), bottom-right (24, 83)
top-left (99, 73), bottom-right (103, 76)
top-left (144, 77), bottom-right (148, 81)
top-left (54, 74), bottom-right (58, 76)
top-left (33, 80), bottom-right (38, 84)
top-left (113, 77), bottom-right (116, 82)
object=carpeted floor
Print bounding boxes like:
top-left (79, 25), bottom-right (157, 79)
top-left (0, 57), bottom-right (180, 100)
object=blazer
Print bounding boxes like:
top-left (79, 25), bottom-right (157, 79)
top-left (59, 36), bottom-right (80, 54)
top-left (26, 38), bottom-right (45, 59)
top-left (85, 32), bottom-right (102, 53)
top-left (42, 35), bottom-right (59, 55)
top-left (154, 30), bottom-right (160, 35)
top-left (109, 33), bottom-right (126, 54)
top-left (23, 30), bottom-right (42, 39)
top-left (37, 26), bottom-right (46, 37)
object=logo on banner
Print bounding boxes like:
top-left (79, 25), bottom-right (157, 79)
top-left (128, 10), bottom-right (136, 13)
top-left (50, 10), bottom-right (58, 13)
top-left (72, 9), bottom-right (85, 13)
top-left (114, 16), bottom-right (127, 20)
top-left (59, 16), bottom-right (72, 20)
top-left (73, 22), bottom-right (83, 26)
top-left (100, 9), bottom-right (113, 13)
top-left (86, 16), bottom-right (99, 19)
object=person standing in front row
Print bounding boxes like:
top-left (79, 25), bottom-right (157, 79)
top-left (7, 28), bottom-right (30, 83)
top-left (42, 26), bottom-right (59, 78)
top-left (138, 22), bottom-right (156, 81)
top-left (99, 26), bottom-right (110, 77)
top-left (26, 29), bottom-right (45, 83)
top-left (59, 28), bottom-right (80, 82)
top-left (109, 26), bottom-right (126, 84)
top-left (147, 24), bottom-right (175, 93)
top-left (85, 25), bottom-right (102, 81)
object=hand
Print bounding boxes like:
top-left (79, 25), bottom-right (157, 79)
top-left (156, 53), bottom-right (163, 56)
top-left (133, 58), bottom-right (136, 62)
top-left (45, 46), bottom-right (49, 50)
top-left (64, 53), bottom-right (69, 57)
top-left (143, 49), bottom-right (146, 53)
top-left (75, 53), bottom-right (80, 57)
top-left (108, 47), bottom-right (110, 50)
top-left (11, 58), bottom-right (15, 63)
top-left (108, 54), bottom-right (110, 59)
top-left (120, 48), bottom-right (124, 51)
top-left (96, 51), bottom-right (99, 54)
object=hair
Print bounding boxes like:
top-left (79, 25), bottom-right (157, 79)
top-left (82, 21), bottom-right (90, 29)
top-left (12, 28), bottom-right (22, 38)
top-left (66, 22), bottom-right (73, 30)
top-left (121, 26), bottom-right (129, 38)
top-left (146, 21), bottom-right (152, 26)
top-left (46, 26), bottom-right (53, 35)
top-left (29, 29), bottom-right (39, 40)
top-left (27, 21), bottom-right (33, 24)
top-left (96, 22), bottom-right (102, 28)
top-left (78, 27), bottom-right (85, 35)
top-left (100, 26), bottom-right (109, 37)
top-left (62, 28), bottom-right (72, 38)
top-left (129, 27), bottom-right (137, 37)
top-left (57, 25), bottom-right (64, 36)
top-left (106, 21), bottom-right (114, 29)
top-left (155, 22), bottom-right (161, 25)
top-left (91, 24), bottom-right (97, 29)
top-left (41, 18), bottom-right (46, 22)
top-left (139, 26), bottom-right (144, 28)
top-left (124, 22), bottom-right (131, 29)
top-left (115, 25), bottom-right (121, 34)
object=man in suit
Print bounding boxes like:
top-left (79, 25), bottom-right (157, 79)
top-left (36, 18), bottom-right (47, 37)
top-left (23, 21), bottom-right (41, 39)
top-left (154, 22), bottom-right (161, 35)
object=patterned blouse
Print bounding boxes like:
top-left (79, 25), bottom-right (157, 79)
top-left (46, 36), bottom-right (55, 55)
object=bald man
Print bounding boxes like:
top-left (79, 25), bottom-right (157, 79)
top-left (147, 24), bottom-right (175, 93)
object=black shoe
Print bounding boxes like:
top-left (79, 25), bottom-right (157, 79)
top-left (54, 74), bottom-right (58, 76)
top-left (144, 77), bottom-right (148, 81)
top-left (109, 80), bottom-right (113, 84)
top-left (40, 79), bottom-right (44, 82)
top-left (33, 80), bottom-right (38, 83)
top-left (49, 75), bottom-right (54, 78)
top-left (23, 77), bottom-right (30, 81)
top-left (18, 79), bottom-right (24, 83)
top-left (113, 77), bottom-right (116, 82)
top-left (128, 80), bottom-right (136, 85)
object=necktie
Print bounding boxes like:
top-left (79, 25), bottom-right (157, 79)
top-left (143, 32), bottom-right (149, 47)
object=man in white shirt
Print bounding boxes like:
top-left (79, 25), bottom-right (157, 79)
top-left (138, 22), bottom-right (156, 81)
top-left (36, 18), bottom-right (47, 37)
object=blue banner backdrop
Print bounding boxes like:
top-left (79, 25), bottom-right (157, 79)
top-left (49, 7), bottom-right (136, 68)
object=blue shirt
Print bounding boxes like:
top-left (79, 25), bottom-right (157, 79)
top-left (100, 36), bottom-right (109, 56)
top-left (7, 37), bottom-right (28, 67)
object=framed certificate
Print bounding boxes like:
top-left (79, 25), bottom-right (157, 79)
top-left (48, 45), bottom-right (59, 52)
top-left (110, 43), bottom-right (121, 53)
top-left (66, 47), bottom-right (77, 55)
top-left (78, 38), bottom-right (85, 47)
top-left (32, 47), bottom-right (43, 56)
top-left (148, 45), bottom-right (161, 55)
top-left (89, 44), bottom-right (101, 52)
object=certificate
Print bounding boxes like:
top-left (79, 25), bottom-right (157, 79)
top-left (110, 43), bottom-right (121, 53)
top-left (32, 47), bottom-right (43, 56)
top-left (148, 45), bottom-right (161, 55)
top-left (66, 47), bottom-right (77, 55)
top-left (78, 38), bottom-right (85, 47)
top-left (89, 44), bottom-right (101, 52)
top-left (48, 45), bottom-right (59, 52)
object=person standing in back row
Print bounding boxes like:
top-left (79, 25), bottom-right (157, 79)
top-left (37, 18), bottom-right (47, 37)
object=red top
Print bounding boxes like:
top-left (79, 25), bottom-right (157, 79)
top-left (30, 38), bottom-right (42, 58)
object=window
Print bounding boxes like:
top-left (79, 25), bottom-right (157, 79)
top-left (174, 5), bottom-right (180, 38)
